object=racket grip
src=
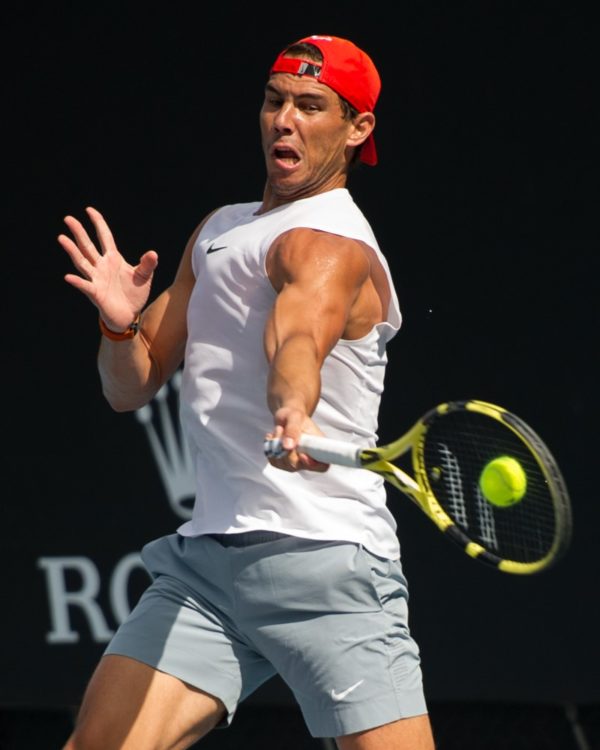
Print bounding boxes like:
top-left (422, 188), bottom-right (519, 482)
top-left (263, 433), bottom-right (362, 468)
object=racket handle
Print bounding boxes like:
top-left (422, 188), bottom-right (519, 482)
top-left (263, 433), bottom-right (362, 468)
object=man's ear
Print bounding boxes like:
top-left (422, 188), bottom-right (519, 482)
top-left (346, 112), bottom-right (376, 150)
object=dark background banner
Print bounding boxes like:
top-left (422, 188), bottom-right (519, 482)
top-left (2, 1), bottom-right (596, 714)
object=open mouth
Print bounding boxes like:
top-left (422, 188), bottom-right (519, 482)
top-left (273, 146), bottom-right (300, 166)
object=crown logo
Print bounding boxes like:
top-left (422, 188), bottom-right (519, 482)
top-left (135, 370), bottom-right (195, 520)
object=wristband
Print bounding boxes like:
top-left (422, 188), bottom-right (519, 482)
top-left (99, 313), bottom-right (141, 341)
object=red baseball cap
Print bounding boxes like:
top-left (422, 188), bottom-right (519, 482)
top-left (270, 35), bottom-right (381, 166)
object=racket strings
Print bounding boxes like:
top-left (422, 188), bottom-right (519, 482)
top-left (420, 411), bottom-right (562, 564)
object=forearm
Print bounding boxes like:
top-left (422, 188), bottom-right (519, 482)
top-left (267, 334), bottom-right (322, 417)
top-left (97, 326), bottom-right (162, 412)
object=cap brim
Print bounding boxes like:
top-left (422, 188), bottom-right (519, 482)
top-left (360, 133), bottom-right (377, 166)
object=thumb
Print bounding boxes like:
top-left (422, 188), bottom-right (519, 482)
top-left (136, 250), bottom-right (159, 281)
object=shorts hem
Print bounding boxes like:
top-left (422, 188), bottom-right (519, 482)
top-left (302, 689), bottom-right (429, 738)
top-left (103, 641), bottom-right (237, 727)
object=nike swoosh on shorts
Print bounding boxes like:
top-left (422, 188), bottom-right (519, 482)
top-left (330, 679), bottom-right (364, 701)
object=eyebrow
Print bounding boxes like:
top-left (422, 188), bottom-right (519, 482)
top-left (264, 82), bottom-right (328, 102)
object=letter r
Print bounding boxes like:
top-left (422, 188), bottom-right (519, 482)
top-left (37, 556), bottom-right (114, 644)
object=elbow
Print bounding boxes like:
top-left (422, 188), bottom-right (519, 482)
top-left (108, 400), bottom-right (136, 414)
top-left (102, 387), bottom-right (149, 413)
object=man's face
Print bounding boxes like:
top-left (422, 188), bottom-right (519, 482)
top-left (260, 72), bottom-right (354, 199)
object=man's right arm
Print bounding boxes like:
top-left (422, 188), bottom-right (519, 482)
top-left (96, 242), bottom-right (195, 411)
top-left (59, 207), bottom-right (205, 412)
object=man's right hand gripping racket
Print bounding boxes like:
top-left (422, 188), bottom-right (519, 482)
top-left (264, 400), bottom-right (572, 575)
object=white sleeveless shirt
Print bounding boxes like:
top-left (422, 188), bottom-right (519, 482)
top-left (178, 188), bottom-right (402, 559)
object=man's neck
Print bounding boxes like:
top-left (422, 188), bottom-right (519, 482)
top-left (257, 174), bottom-right (348, 215)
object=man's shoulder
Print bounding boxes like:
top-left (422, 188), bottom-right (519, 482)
top-left (197, 201), bottom-right (263, 233)
top-left (270, 227), bottom-right (370, 268)
top-left (212, 200), bottom-right (263, 218)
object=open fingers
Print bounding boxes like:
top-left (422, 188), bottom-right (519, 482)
top-left (61, 214), bottom-right (102, 264)
top-left (63, 272), bottom-right (98, 298)
top-left (86, 206), bottom-right (119, 257)
top-left (58, 231), bottom-right (97, 280)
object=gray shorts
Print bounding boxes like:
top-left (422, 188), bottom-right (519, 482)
top-left (105, 532), bottom-right (428, 738)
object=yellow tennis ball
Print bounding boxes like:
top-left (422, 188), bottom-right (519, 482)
top-left (479, 456), bottom-right (527, 507)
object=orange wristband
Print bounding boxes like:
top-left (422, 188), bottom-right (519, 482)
top-left (99, 313), bottom-right (141, 341)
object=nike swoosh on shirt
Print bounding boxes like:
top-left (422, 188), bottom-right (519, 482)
top-left (206, 244), bottom-right (227, 254)
top-left (330, 679), bottom-right (364, 701)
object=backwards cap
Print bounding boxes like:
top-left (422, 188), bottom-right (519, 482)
top-left (270, 35), bottom-right (381, 166)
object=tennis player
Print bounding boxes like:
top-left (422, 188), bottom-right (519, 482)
top-left (58, 34), bottom-right (435, 750)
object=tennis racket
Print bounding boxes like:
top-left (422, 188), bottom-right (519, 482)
top-left (264, 400), bottom-right (572, 575)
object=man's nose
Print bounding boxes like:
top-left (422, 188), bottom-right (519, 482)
top-left (273, 102), bottom-right (295, 132)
